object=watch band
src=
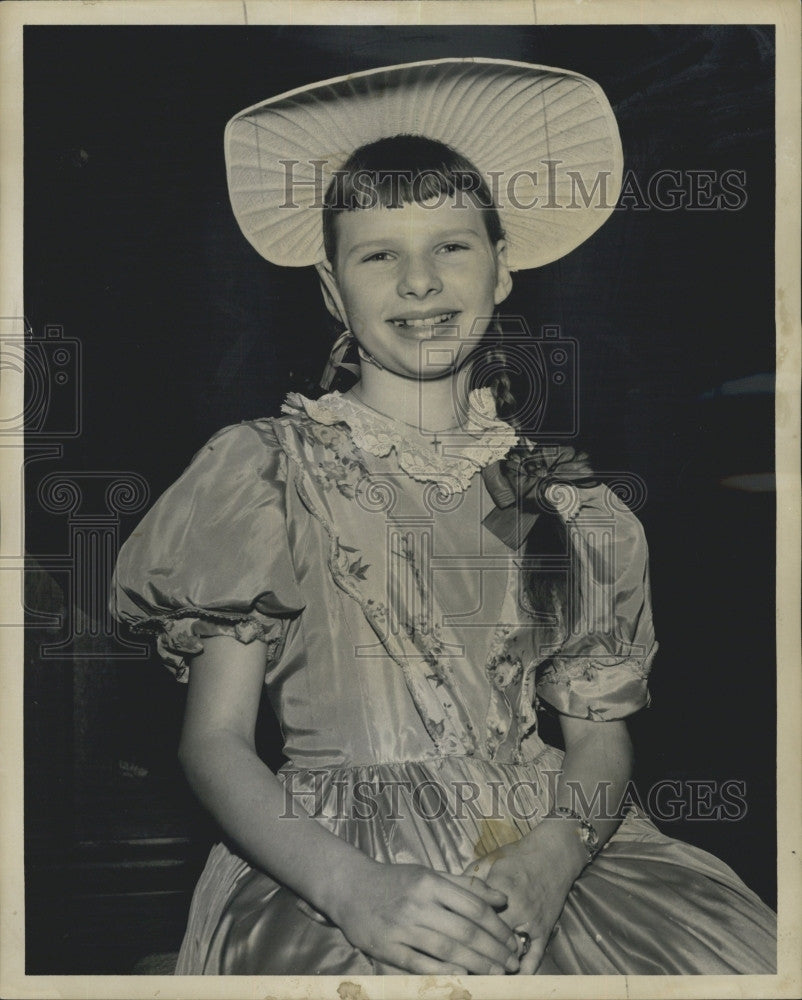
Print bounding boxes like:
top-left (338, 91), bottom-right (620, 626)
top-left (552, 805), bottom-right (601, 862)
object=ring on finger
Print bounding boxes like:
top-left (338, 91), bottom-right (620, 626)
top-left (515, 930), bottom-right (531, 957)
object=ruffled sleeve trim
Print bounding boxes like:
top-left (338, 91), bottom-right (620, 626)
top-left (142, 612), bottom-right (293, 683)
top-left (110, 419), bottom-right (304, 682)
top-left (536, 643), bottom-right (658, 720)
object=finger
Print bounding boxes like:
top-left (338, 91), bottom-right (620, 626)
top-left (439, 870), bottom-right (507, 907)
top-left (434, 878), bottom-right (517, 947)
top-left (406, 926), bottom-right (519, 976)
top-left (518, 940), bottom-right (544, 976)
top-left (420, 908), bottom-right (520, 971)
top-left (385, 945), bottom-right (468, 977)
top-left (517, 926), bottom-right (551, 976)
top-left (495, 902), bottom-right (531, 934)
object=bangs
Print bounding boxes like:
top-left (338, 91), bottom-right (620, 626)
top-left (323, 135), bottom-right (503, 261)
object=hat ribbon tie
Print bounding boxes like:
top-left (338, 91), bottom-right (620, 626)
top-left (320, 328), bottom-right (360, 390)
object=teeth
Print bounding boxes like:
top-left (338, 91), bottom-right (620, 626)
top-left (392, 312), bottom-right (455, 328)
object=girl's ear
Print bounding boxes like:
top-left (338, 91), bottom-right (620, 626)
top-left (493, 240), bottom-right (513, 306)
top-left (315, 261), bottom-right (348, 324)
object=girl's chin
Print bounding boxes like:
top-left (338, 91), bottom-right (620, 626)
top-left (356, 343), bottom-right (475, 381)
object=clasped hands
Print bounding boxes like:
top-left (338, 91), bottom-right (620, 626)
top-left (463, 820), bottom-right (587, 974)
top-left (333, 821), bottom-right (583, 976)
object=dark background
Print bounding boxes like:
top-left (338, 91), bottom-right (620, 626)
top-left (23, 25), bottom-right (776, 973)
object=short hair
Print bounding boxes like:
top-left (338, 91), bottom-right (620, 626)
top-left (322, 135), bottom-right (504, 264)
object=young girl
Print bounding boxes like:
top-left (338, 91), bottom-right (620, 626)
top-left (111, 58), bottom-right (776, 976)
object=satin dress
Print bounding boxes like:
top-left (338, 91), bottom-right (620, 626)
top-left (110, 388), bottom-right (776, 975)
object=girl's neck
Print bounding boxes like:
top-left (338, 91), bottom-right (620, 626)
top-left (343, 364), bottom-right (473, 437)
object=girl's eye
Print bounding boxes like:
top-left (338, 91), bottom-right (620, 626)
top-left (438, 242), bottom-right (469, 254)
top-left (362, 251), bottom-right (395, 263)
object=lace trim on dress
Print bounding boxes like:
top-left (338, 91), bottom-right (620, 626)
top-left (281, 387), bottom-right (517, 492)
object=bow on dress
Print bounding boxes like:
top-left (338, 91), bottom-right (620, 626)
top-left (481, 443), bottom-right (600, 550)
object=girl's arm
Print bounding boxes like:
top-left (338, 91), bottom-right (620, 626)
top-left (551, 714), bottom-right (634, 853)
top-left (467, 716), bottom-right (633, 973)
top-left (178, 634), bottom-right (521, 975)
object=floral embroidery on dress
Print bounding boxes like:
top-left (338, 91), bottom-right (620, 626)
top-left (539, 651), bottom-right (654, 690)
top-left (277, 386), bottom-right (604, 762)
top-left (282, 387), bottom-right (517, 492)
top-left (334, 543), bottom-right (371, 583)
top-left (482, 571), bottom-right (550, 761)
top-left (537, 657), bottom-right (578, 688)
top-left (282, 458), bottom-right (463, 755)
top-left (489, 655), bottom-right (523, 691)
top-left (417, 625), bottom-right (448, 667)
top-left (486, 625), bottom-right (525, 693)
top-left (284, 408), bottom-right (371, 500)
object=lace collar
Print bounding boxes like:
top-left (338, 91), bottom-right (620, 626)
top-left (281, 387), bottom-right (518, 492)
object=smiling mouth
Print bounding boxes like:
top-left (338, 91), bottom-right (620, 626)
top-left (389, 311), bottom-right (459, 329)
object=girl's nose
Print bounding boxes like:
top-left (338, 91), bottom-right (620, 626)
top-left (397, 256), bottom-right (443, 298)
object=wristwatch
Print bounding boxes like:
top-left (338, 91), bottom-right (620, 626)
top-left (553, 805), bottom-right (601, 862)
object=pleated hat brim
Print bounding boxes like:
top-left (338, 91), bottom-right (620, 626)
top-left (225, 57), bottom-right (623, 271)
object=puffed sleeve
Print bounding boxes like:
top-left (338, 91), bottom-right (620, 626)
top-left (109, 420), bottom-right (304, 682)
top-left (527, 445), bottom-right (658, 720)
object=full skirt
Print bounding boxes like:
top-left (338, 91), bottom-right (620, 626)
top-left (175, 750), bottom-right (776, 975)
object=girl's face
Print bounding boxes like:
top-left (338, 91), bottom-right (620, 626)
top-left (317, 195), bottom-right (512, 380)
